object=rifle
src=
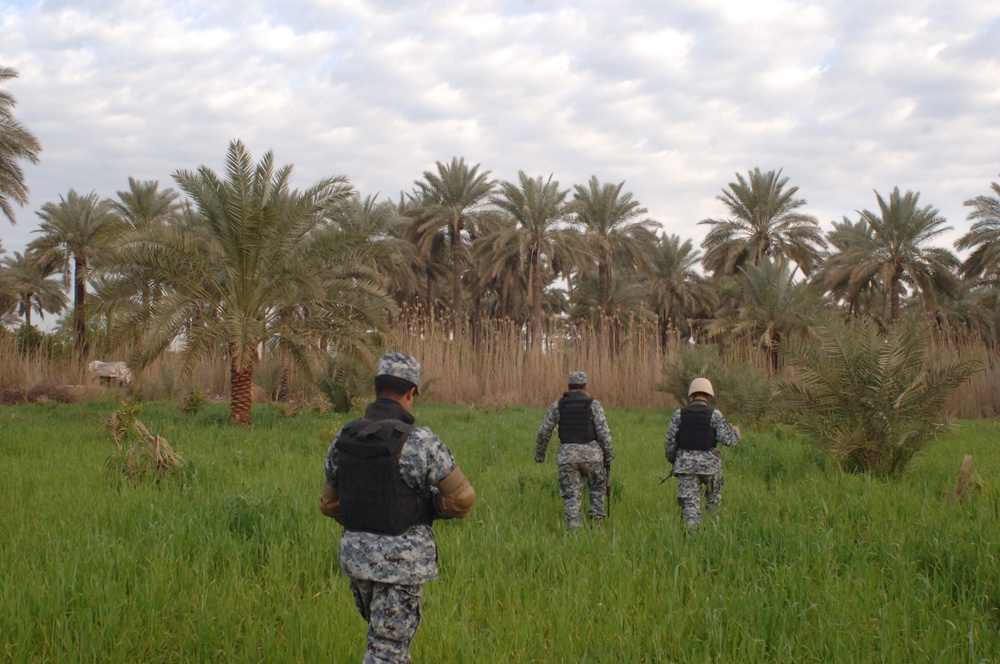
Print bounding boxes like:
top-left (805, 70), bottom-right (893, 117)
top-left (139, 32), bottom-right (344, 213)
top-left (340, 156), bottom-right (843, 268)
top-left (604, 464), bottom-right (612, 518)
top-left (659, 467), bottom-right (675, 484)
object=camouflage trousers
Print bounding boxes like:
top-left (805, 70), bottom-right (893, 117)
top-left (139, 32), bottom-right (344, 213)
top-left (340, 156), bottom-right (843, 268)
top-left (558, 460), bottom-right (607, 529)
top-left (349, 578), bottom-right (422, 664)
top-left (676, 471), bottom-right (723, 530)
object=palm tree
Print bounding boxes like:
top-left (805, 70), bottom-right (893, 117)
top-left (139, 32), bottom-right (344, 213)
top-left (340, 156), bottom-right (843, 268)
top-left (569, 175), bottom-right (658, 316)
top-left (330, 193), bottom-right (417, 310)
top-left (955, 176), bottom-right (1000, 284)
top-left (97, 140), bottom-right (391, 425)
top-left (0, 67), bottom-right (42, 225)
top-left (710, 258), bottom-right (823, 371)
top-left (780, 316), bottom-right (982, 477)
top-left (408, 157), bottom-right (494, 331)
top-left (640, 234), bottom-right (716, 348)
top-left (109, 177), bottom-right (183, 230)
top-left (700, 168), bottom-right (826, 277)
top-left (821, 188), bottom-right (961, 323)
top-left (480, 172), bottom-right (577, 346)
top-left (30, 190), bottom-right (117, 360)
top-left (0, 249), bottom-right (67, 327)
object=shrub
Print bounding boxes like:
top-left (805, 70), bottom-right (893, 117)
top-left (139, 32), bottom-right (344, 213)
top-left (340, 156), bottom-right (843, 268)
top-left (104, 398), bottom-right (187, 486)
top-left (180, 385), bottom-right (207, 415)
top-left (778, 317), bottom-right (984, 477)
top-left (317, 356), bottom-right (371, 413)
top-left (658, 344), bottom-right (773, 422)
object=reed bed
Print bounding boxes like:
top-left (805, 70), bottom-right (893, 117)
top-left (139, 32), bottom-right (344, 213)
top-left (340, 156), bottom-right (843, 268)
top-left (1, 402), bottom-right (998, 662)
top-left (3, 316), bottom-right (999, 416)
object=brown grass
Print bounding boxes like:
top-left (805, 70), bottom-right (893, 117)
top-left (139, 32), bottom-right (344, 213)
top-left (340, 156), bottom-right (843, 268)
top-left (3, 318), bottom-right (998, 416)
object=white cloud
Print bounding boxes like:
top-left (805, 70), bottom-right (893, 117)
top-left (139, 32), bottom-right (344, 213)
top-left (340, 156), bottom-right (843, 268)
top-left (0, 0), bottom-right (998, 263)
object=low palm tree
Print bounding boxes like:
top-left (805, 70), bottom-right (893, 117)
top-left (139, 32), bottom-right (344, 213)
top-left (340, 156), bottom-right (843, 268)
top-left (30, 190), bottom-right (117, 360)
top-left (710, 258), bottom-right (823, 371)
top-left (821, 188), bottom-right (960, 323)
top-left (640, 234), bottom-right (716, 348)
top-left (700, 168), bottom-right (825, 277)
top-left (780, 316), bottom-right (983, 477)
top-left (97, 140), bottom-right (391, 425)
top-left (0, 67), bottom-right (42, 225)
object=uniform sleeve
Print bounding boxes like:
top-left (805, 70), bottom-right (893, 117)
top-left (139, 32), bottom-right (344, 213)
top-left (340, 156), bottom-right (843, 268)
top-left (399, 427), bottom-right (458, 492)
top-left (664, 410), bottom-right (681, 463)
top-left (591, 400), bottom-right (614, 464)
top-left (711, 409), bottom-right (740, 447)
top-left (323, 426), bottom-right (348, 487)
top-left (535, 401), bottom-right (560, 462)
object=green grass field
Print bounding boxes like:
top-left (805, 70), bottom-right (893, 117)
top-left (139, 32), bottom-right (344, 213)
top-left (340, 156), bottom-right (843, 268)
top-left (1, 401), bottom-right (998, 662)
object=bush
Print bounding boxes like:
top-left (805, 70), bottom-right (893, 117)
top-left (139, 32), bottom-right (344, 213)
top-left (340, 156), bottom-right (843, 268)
top-left (658, 344), bottom-right (774, 422)
top-left (778, 317), bottom-right (984, 477)
top-left (180, 385), bottom-right (208, 415)
top-left (104, 398), bottom-right (188, 486)
top-left (317, 356), bottom-right (371, 413)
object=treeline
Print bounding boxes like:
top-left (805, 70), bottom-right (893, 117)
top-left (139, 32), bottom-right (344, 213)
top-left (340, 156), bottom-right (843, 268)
top-left (2, 139), bottom-right (999, 422)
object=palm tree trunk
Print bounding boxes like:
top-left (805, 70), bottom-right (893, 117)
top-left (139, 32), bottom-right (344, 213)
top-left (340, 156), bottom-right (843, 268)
top-left (230, 348), bottom-right (254, 425)
top-left (451, 223), bottom-right (463, 333)
top-left (277, 350), bottom-right (292, 402)
top-left (73, 254), bottom-right (88, 362)
top-left (22, 295), bottom-right (33, 328)
top-left (598, 260), bottom-right (609, 316)
top-left (529, 249), bottom-right (542, 350)
top-left (890, 274), bottom-right (901, 323)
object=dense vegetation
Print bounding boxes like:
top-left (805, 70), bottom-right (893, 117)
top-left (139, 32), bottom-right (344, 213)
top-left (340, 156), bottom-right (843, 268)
top-left (1, 402), bottom-right (998, 662)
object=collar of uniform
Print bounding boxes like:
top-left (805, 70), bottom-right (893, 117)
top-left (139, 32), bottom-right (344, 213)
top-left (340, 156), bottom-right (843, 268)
top-left (364, 397), bottom-right (416, 424)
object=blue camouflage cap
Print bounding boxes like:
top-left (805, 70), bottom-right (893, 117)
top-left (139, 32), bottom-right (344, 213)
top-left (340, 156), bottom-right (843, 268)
top-left (377, 352), bottom-right (421, 391)
top-left (568, 371), bottom-right (587, 385)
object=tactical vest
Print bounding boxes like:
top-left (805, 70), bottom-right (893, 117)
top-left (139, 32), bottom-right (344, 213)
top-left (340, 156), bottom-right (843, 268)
top-left (335, 418), bottom-right (433, 535)
top-left (557, 391), bottom-right (597, 445)
top-left (676, 401), bottom-right (716, 451)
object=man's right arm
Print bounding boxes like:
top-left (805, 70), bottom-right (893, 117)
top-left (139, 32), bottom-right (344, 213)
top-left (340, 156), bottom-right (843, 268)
top-left (535, 402), bottom-right (559, 462)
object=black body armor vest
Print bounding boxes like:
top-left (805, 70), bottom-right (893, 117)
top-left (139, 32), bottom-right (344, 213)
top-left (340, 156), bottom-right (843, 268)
top-left (676, 401), bottom-right (716, 451)
top-left (557, 391), bottom-right (597, 445)
top-left (335, 416), bottom-right (433, 535)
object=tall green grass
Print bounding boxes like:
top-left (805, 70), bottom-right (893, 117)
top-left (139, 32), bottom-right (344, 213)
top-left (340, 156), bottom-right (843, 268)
top-left (1, 402), bottom-right (998, 662)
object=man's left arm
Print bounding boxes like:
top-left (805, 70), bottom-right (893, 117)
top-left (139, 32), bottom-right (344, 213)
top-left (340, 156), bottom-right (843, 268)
top-left (712, 410), bottom-right (741, 447)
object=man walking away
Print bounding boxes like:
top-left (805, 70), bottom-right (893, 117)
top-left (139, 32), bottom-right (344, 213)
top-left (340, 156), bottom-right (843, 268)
top-left (663, 377), bottom-right (740, 531)
top-left (535, 371), bottom-right (614, 530)
top-left (320, 352), bottom-right (476, 663)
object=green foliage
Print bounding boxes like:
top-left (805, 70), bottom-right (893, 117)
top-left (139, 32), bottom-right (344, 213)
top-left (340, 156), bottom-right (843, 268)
top-left (180, 385), bottom-right (207, 415)
top-left (2, 403), bottom-right (999, 661)
top-left (13, 323), bottom-right (69, 357)
top-left (104, 397), bottom-right (187, 486)
top-left (779, 316), bottom-right (984, 477)
top-left (659, 343), bottom-right (773, 422)
top-left (317, 355), bottom-right (372, 413)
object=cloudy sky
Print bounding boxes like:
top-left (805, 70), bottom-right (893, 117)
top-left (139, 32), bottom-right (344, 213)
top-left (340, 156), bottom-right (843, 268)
top-left (1, 0), bottom-right (998, 257)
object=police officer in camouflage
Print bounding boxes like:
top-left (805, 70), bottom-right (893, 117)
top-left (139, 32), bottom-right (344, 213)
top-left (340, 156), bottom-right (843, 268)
top-left (664, 377), bottom-right (740, 530)
top-left (320, 352), bottom-right (476, 663)
top-left (535, 371), bottom-right (614, 530)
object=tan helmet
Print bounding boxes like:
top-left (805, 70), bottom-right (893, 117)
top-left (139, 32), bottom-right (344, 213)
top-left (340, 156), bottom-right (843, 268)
top-left (688, 377), bottom-right (714, 397)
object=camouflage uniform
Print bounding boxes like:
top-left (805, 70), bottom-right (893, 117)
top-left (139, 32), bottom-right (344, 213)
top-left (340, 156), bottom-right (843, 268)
top-left (324, 353), bottom-right (460, 664)
top-left (663, 404), bottom-right (740, 530)
top-left (535, 372), bottom-right (614, 530)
